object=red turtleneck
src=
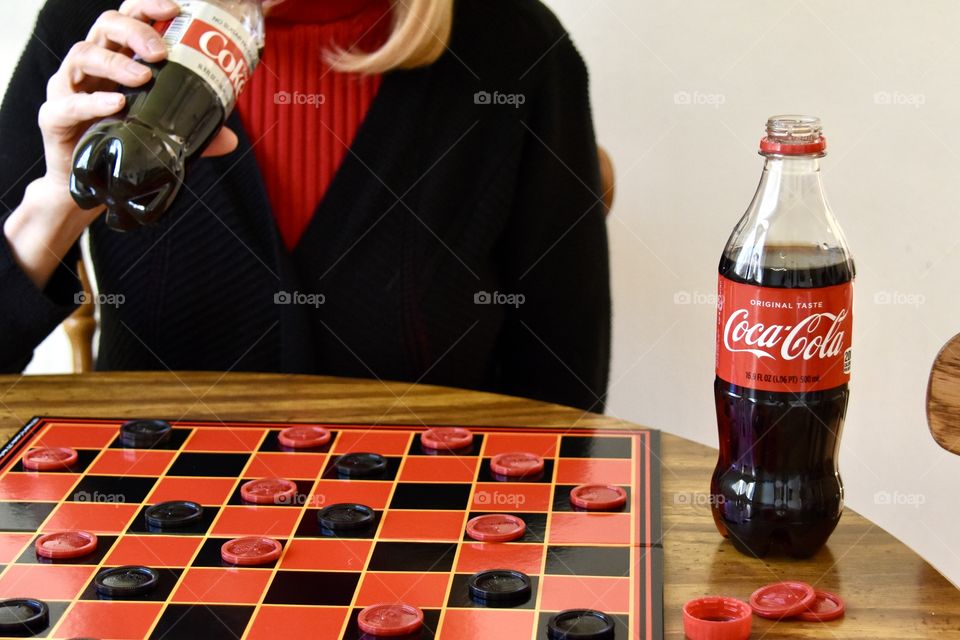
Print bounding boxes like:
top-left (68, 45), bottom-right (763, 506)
top-left (236, 0), bottom-right (391, 251)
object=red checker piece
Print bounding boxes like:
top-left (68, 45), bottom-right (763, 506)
top-left (35, 530), bottom-right (98, 560)
top-left (278, 425), bottom-right (331, 449)
top-left (795, 589), bottom-right (845, 622)
top-left (750, 581), bottom-right (816, 620)
top-left (490, 452), bottom-right (544, 478)
top-left (240, 478), bottom-right (297, 505)
top-left (569, 484), bottom-right (627, 511)
top-left (683, 596), bottom-right (752, 640)
top-left (23, 447), bottom-right (78, 471)
top-left (358, 603), bottom-right (424, 637)
top-left (221, 536), bottom-right (283, 566)
top-left (421, 427), bottom-right (473, 451)
top-left (466, 514), bottom-right (526, 543)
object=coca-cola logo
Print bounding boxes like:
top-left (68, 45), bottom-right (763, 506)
top-left (197, 29), bottom-right (250, 95)
top-left (722, 307), bottom-right (848, 362)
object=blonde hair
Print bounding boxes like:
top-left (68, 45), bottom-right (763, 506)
top-left (328, 0), bottom-right (454, 74)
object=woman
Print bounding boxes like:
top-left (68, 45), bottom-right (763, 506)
top-left (0, 0), bottom-right (610, 412)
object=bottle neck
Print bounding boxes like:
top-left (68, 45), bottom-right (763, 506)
top-left (753, 155), bottom-right (828, 218)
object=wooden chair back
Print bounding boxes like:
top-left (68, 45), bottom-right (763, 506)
top-left (928, 332), bottom-right (960, 455)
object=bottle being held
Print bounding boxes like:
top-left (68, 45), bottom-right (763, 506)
top-left (712, 115), bottom-right (855, 558)
top-left (69, 0), bottom-right (265, 231)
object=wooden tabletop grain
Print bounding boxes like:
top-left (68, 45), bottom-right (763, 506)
top-left (0, 371), bottom-right (957, 639)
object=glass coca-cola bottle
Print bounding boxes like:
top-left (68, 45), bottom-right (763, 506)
top-left (712, 115), bottom-right (855, 558)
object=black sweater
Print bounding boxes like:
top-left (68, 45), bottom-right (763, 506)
top-left (0, 0), bottom-right (611, 412)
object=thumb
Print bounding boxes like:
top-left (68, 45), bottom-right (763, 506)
top-left (202, 127), bottom-right (239, 157)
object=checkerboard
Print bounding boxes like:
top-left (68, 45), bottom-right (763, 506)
top-left (0, 417), bottom-right (663, 639)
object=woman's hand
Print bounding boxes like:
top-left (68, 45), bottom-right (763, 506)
top-left (5, 0), bottom-right (237, 289)
top-left (40, 0), bottom-right (237, 202)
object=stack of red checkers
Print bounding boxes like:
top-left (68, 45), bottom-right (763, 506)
top-left (357, 603), bottom-right (424, 637)
top-left (465, 514), bottom-right (526, 542)
top-left (750, 581), bottom-right (845, 622)
top-left (277, 425), bottom-right (331, 449)
top-left (490, 452), bottom-right (544, 478)
top-left (22, 447), bottom-right (78, 471)
top-left (240, 478), bottom-right (298, 505)
top-left (221, 536), bottom-right (283, 566)
top-left (421, 427), bottom-right (473, 451)
top-left (684, 583), bottom-right (844, 639)
top-left (569, 484), bottom-right (628, 511)
top-left (35, 530), bottom-right (98, 560)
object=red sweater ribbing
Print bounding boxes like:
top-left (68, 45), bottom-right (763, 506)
top-left (236, 0), bottom-right (390, 251)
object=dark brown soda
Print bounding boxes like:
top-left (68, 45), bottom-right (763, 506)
top-left (712, 245), bottom-right (854, 558)
top-left (70, 59), bottom-right (225, 230)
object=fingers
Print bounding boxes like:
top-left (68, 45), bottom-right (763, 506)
top-left (201, 127), bottom-right (239, 158)
top-left (118, 0), bottom-right (180, 21)
top-left (49, 41), bottom-right (152, 99)
top-left (87, 6), bottom-right (174, 61)
top-left (52, 0), bottom-right (176, 100)
top-left (38, 92), bottom-right (125, 135)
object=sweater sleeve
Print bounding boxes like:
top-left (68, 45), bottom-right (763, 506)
top-left (0, 3), bottom-right (85, 373)
top-left (493, 34), bottom-right (611, 413)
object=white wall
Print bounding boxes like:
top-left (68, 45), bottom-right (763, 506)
top-left (5, 0), bottom-right (960, 586)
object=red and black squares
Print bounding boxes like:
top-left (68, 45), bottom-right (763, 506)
top-left (57, 601), bottom-right (162, 639)
top-left (0, 472), bottom-right (78, 502)
top-left (44, 502), bottom-right (139, 534)
top-left (245, 452), bottom-right (328, 479)
top-left (212, 506), bottom-right (301, 538)
top-left (356, 572), bottom-right (450, 608)
top-left (456, 542), bottom-right (545, 575)
top-left (246, 606), bottom-right (348, 640)
top-left (311, 480), bottom-right (392, 510)
top-left (0, 564), bottom-right (94, 600)
top-left (333, 429), bottom-right (412, 455)
top-left (472, 483), bottom-right (552, 512)
top-left (86, 449), bottom-right (176, 477)
top-left (0, 418), bottom-right (661, 640)
top-left (280, 539), bottom-right (371, 571)
top-left (148, 476), bottom-right (236, 506)
top-left (172, 567), bottom-right (272, 605)
top-left (399, 456), bottom-right (479, 483)
top-left (379, 510), bottom-right (465, 542)
top-left (183, 427), bottom-right (264, 453)
top-left (107, 535), bottom-right (202, 567)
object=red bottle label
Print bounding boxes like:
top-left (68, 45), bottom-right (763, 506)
top-left (716, 276), bottom-right (853, 392)
top-left (156, 1), bottom-right (260, 112)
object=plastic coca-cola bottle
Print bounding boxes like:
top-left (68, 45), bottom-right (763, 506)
top-left (712, 115), bottom-right (855, 558)
top-left (69, 0), bottom-right (265, 231)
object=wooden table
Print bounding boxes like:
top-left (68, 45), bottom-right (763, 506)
top-left (0, 371), bottom-right (957, 638)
